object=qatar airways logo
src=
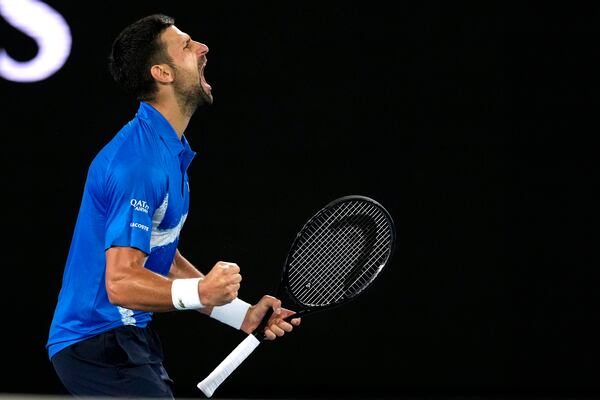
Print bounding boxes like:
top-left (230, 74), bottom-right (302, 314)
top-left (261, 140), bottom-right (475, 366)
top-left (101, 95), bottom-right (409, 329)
top-left (130, 199), bottom-right (150, 213)
top-left (0, 0), bottom-right (72, 82)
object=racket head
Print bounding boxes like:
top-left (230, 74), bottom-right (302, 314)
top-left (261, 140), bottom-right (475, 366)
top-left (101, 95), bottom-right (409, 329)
top-left (280, 195), bottom-right (396, 316)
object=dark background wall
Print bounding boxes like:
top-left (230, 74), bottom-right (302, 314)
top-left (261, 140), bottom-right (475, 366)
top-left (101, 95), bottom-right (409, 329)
top-left (0, 1), bottom-right (597, 399)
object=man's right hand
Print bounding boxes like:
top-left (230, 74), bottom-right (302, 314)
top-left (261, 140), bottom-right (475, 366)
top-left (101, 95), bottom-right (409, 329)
top-left (198, 261), bottom-right (242, 306)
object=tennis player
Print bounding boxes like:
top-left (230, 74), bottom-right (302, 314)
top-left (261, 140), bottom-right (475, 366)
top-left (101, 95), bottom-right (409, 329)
top-left (46, 14), bottom-right (300, 398)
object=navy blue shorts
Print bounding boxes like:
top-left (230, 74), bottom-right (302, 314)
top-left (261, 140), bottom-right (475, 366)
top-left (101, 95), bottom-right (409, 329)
top-left (51, 325), bottom-right (174, 398)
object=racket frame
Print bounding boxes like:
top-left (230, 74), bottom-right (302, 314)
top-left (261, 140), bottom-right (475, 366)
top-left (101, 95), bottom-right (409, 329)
top-left (277, 194), bottom-right (396, 320)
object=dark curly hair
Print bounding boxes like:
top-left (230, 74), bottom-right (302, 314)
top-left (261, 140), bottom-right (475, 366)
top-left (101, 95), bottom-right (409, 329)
top-left (108, 14), bottom-right (175, 101)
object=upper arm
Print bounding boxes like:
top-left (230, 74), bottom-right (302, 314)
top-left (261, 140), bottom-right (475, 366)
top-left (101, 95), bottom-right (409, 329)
top-left (105, 246), bottom-right (147, 294)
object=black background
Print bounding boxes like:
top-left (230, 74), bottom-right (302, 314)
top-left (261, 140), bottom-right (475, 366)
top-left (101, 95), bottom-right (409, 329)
top-left (0, 1), bottom-right (597, 399)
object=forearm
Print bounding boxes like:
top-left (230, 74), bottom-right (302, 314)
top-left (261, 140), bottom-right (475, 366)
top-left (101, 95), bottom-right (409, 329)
top-left (106, 264), bottom-right (177, 312)
top-left (106, 246), bottom-right (197, 312)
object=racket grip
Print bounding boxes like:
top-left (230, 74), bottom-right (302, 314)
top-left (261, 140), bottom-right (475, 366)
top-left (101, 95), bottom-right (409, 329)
top-left (197, 334), bottom-right (261, 398)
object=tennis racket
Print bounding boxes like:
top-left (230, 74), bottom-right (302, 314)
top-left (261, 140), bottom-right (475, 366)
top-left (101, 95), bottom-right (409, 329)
top-left (197, 195), bottom-right (396, 397)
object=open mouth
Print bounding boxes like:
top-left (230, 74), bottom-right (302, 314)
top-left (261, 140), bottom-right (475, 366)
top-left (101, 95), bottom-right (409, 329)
top-left (199, 61), bottom-right (211, 92)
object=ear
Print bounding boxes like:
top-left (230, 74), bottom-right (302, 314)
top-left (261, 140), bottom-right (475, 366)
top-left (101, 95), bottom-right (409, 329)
top-left (150, 64), bottom-right (174, 84)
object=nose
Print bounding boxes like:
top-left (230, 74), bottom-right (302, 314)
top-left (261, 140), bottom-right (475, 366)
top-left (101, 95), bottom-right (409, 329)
top-left (195, 41), bottom-right (209, 56)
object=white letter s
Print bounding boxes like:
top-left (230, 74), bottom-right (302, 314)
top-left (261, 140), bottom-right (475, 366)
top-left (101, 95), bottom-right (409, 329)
top-left (0, 0), bottom-right (72, 82)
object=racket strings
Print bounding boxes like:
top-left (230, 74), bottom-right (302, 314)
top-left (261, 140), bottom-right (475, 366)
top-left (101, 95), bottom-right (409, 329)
top-left (289, 201), bottom-right (365, 277)
top-left (291, 204), bottom-right (389, 304)
top-left (290, 201), bottom-right (371, 265)
top-left (298, 227), bottom-right (389, 306)
top-left (287, 200), bottom-right (393, 306)
top-left (341, 226), bottom-right (392, 295)
top-left (296, 224), bottom-right (366, 304)
top-left (308, 211), bottom-right (384, 292)
top-left (289, 201), bottom-right (381, 276)
top-left (300, 214), bottom-right (391, 304)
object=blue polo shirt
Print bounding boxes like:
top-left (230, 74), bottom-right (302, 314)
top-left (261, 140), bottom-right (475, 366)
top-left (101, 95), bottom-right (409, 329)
top-left (46, 102), bottom-right (196, 359)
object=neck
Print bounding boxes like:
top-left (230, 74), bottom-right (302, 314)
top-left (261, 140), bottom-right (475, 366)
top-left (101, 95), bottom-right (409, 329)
top-left (147, 96), bottom-right (191, 139)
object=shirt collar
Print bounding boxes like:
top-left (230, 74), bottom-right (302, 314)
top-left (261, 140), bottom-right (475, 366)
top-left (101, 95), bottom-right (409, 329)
top-left (136, 101), bottom-right (196, 162)
top-left (180, 134), bottom-right (196, 172)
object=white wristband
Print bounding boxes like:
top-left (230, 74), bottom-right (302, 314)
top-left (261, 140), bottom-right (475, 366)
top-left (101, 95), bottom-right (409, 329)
top-left (210, 298), bottom-right (251, 330)
top-left (171, 278), bottom-right (204, 310)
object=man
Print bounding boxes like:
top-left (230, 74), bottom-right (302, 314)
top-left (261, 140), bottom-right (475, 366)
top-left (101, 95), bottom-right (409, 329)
top-left (46, 14), bottom-right (300, 398)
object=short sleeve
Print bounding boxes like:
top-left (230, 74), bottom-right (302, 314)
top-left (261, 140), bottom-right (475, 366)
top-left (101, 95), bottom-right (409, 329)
top-left (103, 160), bottom-right (166, 255)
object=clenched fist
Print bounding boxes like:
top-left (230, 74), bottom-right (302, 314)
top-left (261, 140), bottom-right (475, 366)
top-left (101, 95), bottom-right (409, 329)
top-left (198, 261), bottom-right (242, 306)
